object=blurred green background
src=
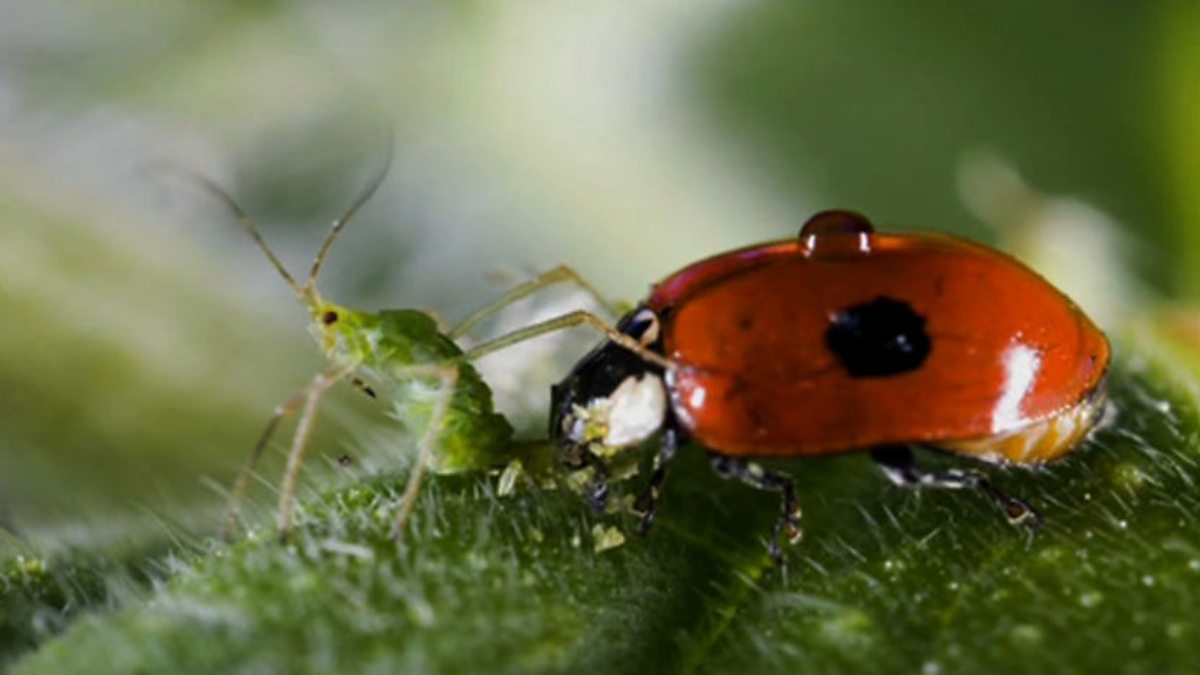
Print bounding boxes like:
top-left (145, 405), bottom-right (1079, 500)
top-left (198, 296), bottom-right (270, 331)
top-left (0, 0), bottom-right (1197, 593)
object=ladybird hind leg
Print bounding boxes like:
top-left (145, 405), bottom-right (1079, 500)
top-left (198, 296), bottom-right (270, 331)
top-left (870, 446), bottom-right (1044, 534)
top-left (709, 454), bottom-right (803, 561)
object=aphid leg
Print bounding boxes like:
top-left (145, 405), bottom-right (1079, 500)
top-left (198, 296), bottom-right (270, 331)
top-left (709, 454), bottom-right (803, 561)
top-left (870, 446), bottom-right (1044, 534)
top-left (391, 364), bottom-right (460, 538)
top-left (461, 310), bottom-right (672, 371)
top-left (221, 388), bottom-right (307, 539)
top-left (449, 265), bottom-right (620, 340)
top-left (222, 363), bottom-right (355, 538)
top-left (634, 427), bottom-right (683, 535)
top-left (275, 365), bottom-right (356, 541)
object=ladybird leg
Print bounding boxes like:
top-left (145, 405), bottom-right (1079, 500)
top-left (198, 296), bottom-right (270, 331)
top-left (633, 427), bottom-right (683, 536)
top-left (583, 452), bottom-right (612, 514)
top-left (449, 265), bottom-right (620, 340)
top-left (870, 447), bottom-right (1044, 533)
top-left (709, 455), bottom-right (803, 561)
top-left (560, 445), bottom-right (612, 514)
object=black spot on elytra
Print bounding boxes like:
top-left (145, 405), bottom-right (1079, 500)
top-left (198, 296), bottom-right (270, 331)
top-left (825, 296), bottom-right (930, 377)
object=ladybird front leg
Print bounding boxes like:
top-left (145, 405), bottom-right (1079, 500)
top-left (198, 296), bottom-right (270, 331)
top-left (583, 454), bottom-right (612, 515)
top-left (870, 446), bottom-right (1044, 534)
top-left (633, 426), bottom-right (683, 536)
top-left (708, 454), bottom-right (803, 561)
top-left (562, 447), bottom-right (612, 514)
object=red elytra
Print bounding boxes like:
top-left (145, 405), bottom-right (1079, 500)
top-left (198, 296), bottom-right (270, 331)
top-left (647, 210), bottom-right (1109, 464)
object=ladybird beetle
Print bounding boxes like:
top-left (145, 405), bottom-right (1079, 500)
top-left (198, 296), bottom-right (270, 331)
top-left (550, 210), bottom-right (1109, 557)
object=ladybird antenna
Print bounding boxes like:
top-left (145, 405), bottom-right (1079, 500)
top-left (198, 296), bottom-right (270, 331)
top-left (186, 171), bottom-right (305, 299)
top-left (306, 132), bottom-right (395, 292)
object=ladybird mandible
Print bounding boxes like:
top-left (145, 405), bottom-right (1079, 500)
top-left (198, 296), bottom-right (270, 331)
top-left (550, 210), bottom-right (1109, 557)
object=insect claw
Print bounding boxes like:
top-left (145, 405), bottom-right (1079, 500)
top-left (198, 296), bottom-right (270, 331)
top-left (767, 538), bottom-right (784, 565)
top-left (587, 481), bottom-right (610, 514)
top-left (636, 511), bottom-right (654, 537)
top-left (785, 521), bottom-right (804, 546)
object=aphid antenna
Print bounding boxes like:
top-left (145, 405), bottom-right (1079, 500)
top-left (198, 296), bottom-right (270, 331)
top-left (304, 132), bottom-right (395, 295)
top-left (178, 131), bottom-right (393, 309)
top-left (183, 170), bottom-right (306, 302)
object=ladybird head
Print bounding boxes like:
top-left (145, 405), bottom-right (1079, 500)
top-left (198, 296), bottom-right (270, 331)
top-left (550, 307), bottom-right (669, 466)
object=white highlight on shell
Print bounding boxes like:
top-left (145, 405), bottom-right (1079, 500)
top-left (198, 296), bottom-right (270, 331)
top-left (993, 343), bottom-right (1041, 433)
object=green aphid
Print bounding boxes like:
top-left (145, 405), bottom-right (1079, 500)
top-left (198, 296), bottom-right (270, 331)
top-left (194, 150), bottom-right (645, 541)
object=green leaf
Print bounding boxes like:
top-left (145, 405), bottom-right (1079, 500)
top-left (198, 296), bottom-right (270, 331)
top-left (13, 351), bottom-right (1200, 674)
top-left (0, 537), bottom-right (173, 670)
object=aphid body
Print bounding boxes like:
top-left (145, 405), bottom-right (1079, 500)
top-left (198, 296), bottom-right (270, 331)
top-left (201, 157), bottom-right (651, 540)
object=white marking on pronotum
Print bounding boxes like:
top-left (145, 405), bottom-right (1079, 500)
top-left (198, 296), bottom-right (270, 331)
top-left (603, 374), bottom-right (668, 447)
top-left (631, 308), bottom-right (661, 346)
top-left (564, 373), bottom-right (668, 449)
top-left (993, 343), bottom-right (1041, 433)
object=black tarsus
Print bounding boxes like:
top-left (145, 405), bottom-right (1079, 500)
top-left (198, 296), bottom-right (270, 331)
top-left (709, 454), bottom-right (803, 562)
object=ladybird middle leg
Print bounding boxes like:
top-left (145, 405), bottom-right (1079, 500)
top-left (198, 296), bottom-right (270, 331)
top-left (708, 454), bottom-right (803, 560)
top-left (870, 446), bottom-right (1044, 533)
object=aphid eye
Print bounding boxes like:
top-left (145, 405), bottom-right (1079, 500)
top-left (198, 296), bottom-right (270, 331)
top-left (625, 308), bottom-right (661, 346)
top-left (322, 310), bottom-right (339, 325)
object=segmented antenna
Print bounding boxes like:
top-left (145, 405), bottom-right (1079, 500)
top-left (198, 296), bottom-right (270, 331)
top-left (186, 171), bottom-right (305, 299)
top-left (306, 132), bottom-right (395, 291)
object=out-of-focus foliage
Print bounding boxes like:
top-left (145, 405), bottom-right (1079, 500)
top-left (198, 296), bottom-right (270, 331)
top-left (1, 0), bottom-right (1199, 671)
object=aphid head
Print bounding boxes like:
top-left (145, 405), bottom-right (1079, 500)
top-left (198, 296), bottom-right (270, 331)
top-left (198, 145), bottom-right (392, 358)
top-left (550, 307), bottom-right (668, 466)
top-left (307, 301), bottom-right (372, 359)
